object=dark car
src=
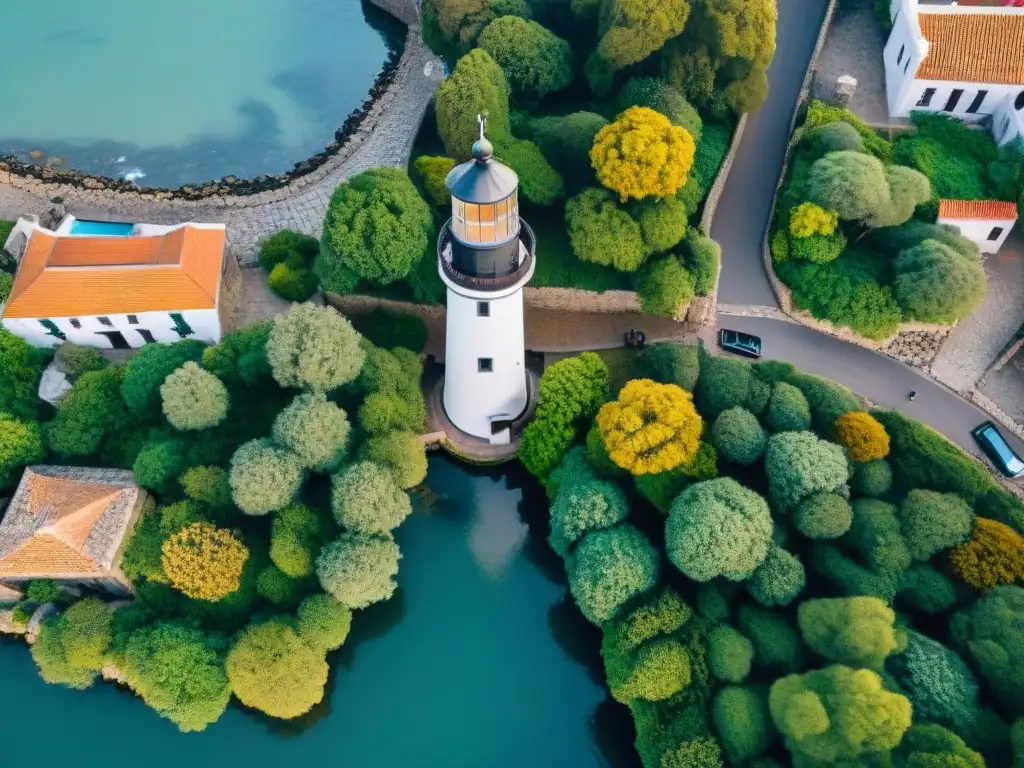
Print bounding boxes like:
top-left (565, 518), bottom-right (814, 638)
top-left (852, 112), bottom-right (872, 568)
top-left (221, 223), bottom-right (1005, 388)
top-left (971, 421), bottom-right (1024, 478)
top-left (718, 329), bottom-right (762, 359)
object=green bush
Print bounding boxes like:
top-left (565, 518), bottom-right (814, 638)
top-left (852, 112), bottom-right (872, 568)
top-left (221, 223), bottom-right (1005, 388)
top-left (258, 230), bottom-right (319, 271)
top-left (477, 16), bottom-right (572, 101)
top-left (951, 585), bottom-right (1024, 715)
top-left (747, 545), bottom-right (805, 607)
top-left (690, 122), bottom-right (731, 192)
top-left (121, 340), bottom-right (207, 420)
top-left (54, 343), bottom-right (105, 380)
top-left (897, 488), bottom-right (975, 561)
top-left (549, 469), bottom-right (628, 558)
top-left (633, 255), bottom-right (695, 317)
top-left (609, 588), bottom-right (693, 653)
top-left (267, 262), bottom-right (318, 302)
top-left (267, 303), bottom-right (365, 393)
top-left (360, 430), bottom-right (428, 490)
top-left (787, 373), bottom-right (861, 432)
top-left (798, 596), bottom-right (898, 670)
top-left (634, 197), bottom-right (688, 255)
top-left (565, 187), bottom-right (647, 272)
top-left (707, 625), bottom-right (754, 683)
top-left (847, 498), bottom-right (912, 572)
top-left (25, 579), bottom-right (62, 604)
top-left (0, 413), bottom-right (43, 490)
top-left (350, 308), bottom-right (428, 353)
top-left (272, 393), bottom-right (351, 473)
top-left (852, 458), bottom-right (892, 497)
top-left (160, 362), bottom-right (229, 432)
top-left (617, 77), bottom-right (703, 141)
top-left (296, 594), bottom-right (352, 652)
top-left (331, 461), bottom-right (412, 535)
top-left (816, 121), bottom-right (864, 153)
top-left (764, 382), bottom-right (811, 432)
top-left (634, 343), bottom-right (700, 391)
top-left (765, 431), bottom-right (848, 509)
top-left (270, 502), bottom-right (329, 579)
top-left (737, 603), bottom-right (806, 674)
top-left (528, 112), bottom-right (608, 179)
top-left (894, 724), bottom-right (985, 768)
top-left (682, 230), bottom-right (721, 297)
top-left (412, 155), bottom-right (455, 206)
top-left (30, 597), bottom-right (112, 690)
top-left (794, 493), bottom-right (853, 540)
top-left (496, 137), bottom-right (565, 205)
top-left (709, 407), bottom-right (767, 466)
top-left (896, 563), bottom-right (957, 615)
top-left (893, 239), bottom-right (986, 324)
top-left (569, 523), bottom-right (659, 624)
top-left (228, 438), bottom-right (304, 516)
top-left (316, 532), bottom-right (401, 609)
top-left (695, 354), bottom-right (751, 419)
top-left (810, 542), bottom-right (899, 602)
top-left (435, 48), bottom-right (511, 157)
top-left (256, 564), bottom-right (306, 608)
top-left (711, 686), bottom-right (772, 765)
top-left (607, 638), bottom-right (692, 703)
top-left (0, 329), bottom-right (46, 421)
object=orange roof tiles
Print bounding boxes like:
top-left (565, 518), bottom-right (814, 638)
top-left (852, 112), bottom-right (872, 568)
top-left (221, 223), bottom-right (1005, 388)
top-left (938, 199), bottom-right (1020, 221)
top-left (3, 224), bottom-right (225, 319)
top-left (917, 12), bottom-right (1024, 84)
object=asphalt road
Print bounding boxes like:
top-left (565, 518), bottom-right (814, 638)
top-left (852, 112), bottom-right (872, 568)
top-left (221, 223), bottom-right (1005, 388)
top-left (712, 0), bottom-right (830, 307)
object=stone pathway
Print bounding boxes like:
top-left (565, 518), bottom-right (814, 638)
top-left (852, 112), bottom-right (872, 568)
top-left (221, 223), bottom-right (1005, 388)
top-left (0, 31), bottom-right (445, 259)
top-left (931, 233), bottom-right (1024, 393)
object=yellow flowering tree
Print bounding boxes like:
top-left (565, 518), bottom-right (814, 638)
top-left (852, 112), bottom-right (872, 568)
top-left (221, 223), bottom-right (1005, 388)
top-left (161, 522), bottom-right (249, 602)
top-left (596, 379), bottom-right (702, 475)
top-left (833, 411), bottom-right (890, 463)
top-left (788, 202), bottom-right (838, 238)
top-left (590, 107), bottom-right (695, 202)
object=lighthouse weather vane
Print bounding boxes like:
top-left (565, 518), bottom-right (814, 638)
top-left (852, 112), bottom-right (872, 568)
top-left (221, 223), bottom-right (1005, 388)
top-left (477, 112), bottom-right (488, 141)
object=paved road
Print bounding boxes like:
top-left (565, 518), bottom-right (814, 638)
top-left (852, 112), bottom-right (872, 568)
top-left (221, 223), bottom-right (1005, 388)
top-left (712, 0), bottom-right (829, 307)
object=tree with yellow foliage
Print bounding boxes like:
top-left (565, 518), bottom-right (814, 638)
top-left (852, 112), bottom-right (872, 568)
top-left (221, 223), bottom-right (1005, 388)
top-left (590, 107), bottom-right (695, 202)
top-left (162, 522), bottom-right (249, 602)
top-left (596, 379), bottom-right (702, 475)
top-left (948, 518), bottom-right (1024, 590)
top-left (788, 202), bottom-right (838, 238)
top-left (833, 411), bottom-right (890, 463)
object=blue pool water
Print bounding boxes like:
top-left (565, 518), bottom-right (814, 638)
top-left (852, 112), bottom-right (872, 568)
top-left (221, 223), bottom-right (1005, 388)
top-left (69, 220), bottom-right (136, 236)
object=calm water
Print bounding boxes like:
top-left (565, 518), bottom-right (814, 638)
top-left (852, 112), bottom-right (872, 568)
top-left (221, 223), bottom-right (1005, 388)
top-left (0, 458), bottom-right (637, 768)
top-left (0, 0), bottom-right (398, 187)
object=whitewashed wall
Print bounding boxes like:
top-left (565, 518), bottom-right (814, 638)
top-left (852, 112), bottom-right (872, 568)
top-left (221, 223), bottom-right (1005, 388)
top-left (938, 216), bottom-right (1017, 254)
top-left (2, 309), bottom-right (221, 349)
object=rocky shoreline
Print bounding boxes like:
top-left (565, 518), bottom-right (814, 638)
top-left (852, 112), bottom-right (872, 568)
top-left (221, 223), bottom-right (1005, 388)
top-left (0, 42), bottom-right (405, 202)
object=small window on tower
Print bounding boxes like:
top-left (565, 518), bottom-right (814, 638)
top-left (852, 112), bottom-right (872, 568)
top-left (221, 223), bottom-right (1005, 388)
top-left (477, 301), bottom-right (490, 317)
top-left (478, 357), bottom-right (493, 373)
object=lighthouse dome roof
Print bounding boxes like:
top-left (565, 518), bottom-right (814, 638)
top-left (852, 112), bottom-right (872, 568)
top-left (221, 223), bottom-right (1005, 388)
top-left (445, 154), bottom-right (519, 205)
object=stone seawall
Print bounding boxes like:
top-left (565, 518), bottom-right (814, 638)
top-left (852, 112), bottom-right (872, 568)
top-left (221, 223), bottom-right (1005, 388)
top-left (370, 0), bottom-right (420, 26)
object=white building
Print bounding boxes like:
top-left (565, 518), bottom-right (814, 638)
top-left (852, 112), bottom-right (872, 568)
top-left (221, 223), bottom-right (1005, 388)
top-left (438, 122), bottom-right (534, 445)
top-left (1, 215), bottom-right (228, 349)
top-left (883, 0), bottom-right (1024, 145)
top-left (937, 199), bottom-right (1019, 254)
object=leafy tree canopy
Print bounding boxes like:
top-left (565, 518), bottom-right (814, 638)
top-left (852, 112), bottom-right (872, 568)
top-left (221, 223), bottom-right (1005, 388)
top-left (272, 392), bottom-right (351, 472)
top-left (0, 328), bottom-right (46, 420)
top-left (266, 303), bottom-right (365, 393)
top-left (565, 187), bottom-right (648, 272)
top-left (316, 532), bottom-right (401, 609)
top-left (121, 340), bottom-right (206, 421)
top-left (160, 362), bottom-right (229, 431)
top-left (229, 438), bottom-right (305, 516)
top-left (797, 596), bottom-right (898, 670)
top-left (569, 523), bottom-right (659, 624)
top-left (478, 16), bottom-right (572, 101)
top-left (893, 239), bottom-right (987, 324)
top-left (435, 49), bottom-right (511, 159)
top-left (331, 461), bottom-right (412, 535)
top-left (765, 430), bottom-right (848, 509)
top-left (161, 522), bottom-right (249, 602)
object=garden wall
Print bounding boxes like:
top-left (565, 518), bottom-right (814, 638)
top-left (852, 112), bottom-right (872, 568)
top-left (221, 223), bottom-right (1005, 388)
top-left (759, 0), bottom-right (952, 368)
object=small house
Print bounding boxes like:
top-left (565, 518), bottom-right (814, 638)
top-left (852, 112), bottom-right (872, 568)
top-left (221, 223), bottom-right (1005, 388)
top-left (0, 466), bottom-right (148, 596)
top-left (1, 216), bottom-right (228, 349)
top-left (937, 199), bottom-right (1018, 254)
top-left (883, 0), bottom-right (1024, 146)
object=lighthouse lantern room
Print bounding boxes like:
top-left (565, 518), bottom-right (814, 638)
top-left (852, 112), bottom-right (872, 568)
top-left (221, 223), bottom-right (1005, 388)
top-left (438, 115), bottom-right (535, 445)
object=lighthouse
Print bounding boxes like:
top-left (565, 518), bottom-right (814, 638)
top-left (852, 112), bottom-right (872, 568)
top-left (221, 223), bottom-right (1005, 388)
top-left (438, 116), bottom-right (535, 445)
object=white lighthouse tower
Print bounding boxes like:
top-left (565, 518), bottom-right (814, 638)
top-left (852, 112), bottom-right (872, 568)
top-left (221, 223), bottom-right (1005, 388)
top-left (438, 116), bottom-right (535, 445)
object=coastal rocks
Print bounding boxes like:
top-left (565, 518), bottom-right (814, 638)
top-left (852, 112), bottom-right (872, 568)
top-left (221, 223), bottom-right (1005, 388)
top-left (0, 609), bottom-right (26, 636)
top-left (38, 363), bottom-right (72, 406)
top-left (883, 329), bottom-right (950, 369)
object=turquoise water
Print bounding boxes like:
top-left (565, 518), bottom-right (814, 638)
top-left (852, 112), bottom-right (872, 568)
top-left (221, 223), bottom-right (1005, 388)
top-left (0, 458), bottom-right (638, 768)
top-left (69, 220), bottom-right (136, 236)
top-left (0, 0), bottom-right (398, 187)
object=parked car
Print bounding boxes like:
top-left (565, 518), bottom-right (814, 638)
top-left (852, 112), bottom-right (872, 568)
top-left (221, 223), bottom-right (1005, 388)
top-left (971, 421), bottom-right (1024, 478)
top-left (718, 329), bottom-right (762, 359)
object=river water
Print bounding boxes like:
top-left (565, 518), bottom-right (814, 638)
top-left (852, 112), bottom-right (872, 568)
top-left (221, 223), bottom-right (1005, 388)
top-left (0, 458), bottom-right (638, 768)
top-left (0, 0), bottom-right (398, 187)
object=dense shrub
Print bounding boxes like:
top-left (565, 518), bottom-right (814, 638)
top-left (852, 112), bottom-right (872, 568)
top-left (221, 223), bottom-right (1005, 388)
top-left (266, 303), bottom-right (365, 393)
top-left (296, 594), bottom-right (352, 652)
top-left (764, 382), bottom-right (811, 433)
top-left (747, 545), bottom-right (805, 607)
top-left (633, 255), bottom-right (695, 317)
top-left (435, 49), bottom-right (511, 159)
top-left (331, 461), bottom-right (412, 535)
top-left (682, 230), bottom-right (721, 297)
top-left (587, 0), bottom-right (690, 88)
top-left (54, 343), bottom-right (105, 380)
top-left (951, 585), bottom-right (1024, 715)
top-left (120, 341), bottom-right (206, 421)
top-left (807, 151), bottom-right (929, 228)
top-left (316, 168), bottom-right (434, 291)
top-left (695, 355), bottom-right (751, 419)
top-left (0, 329), bottom-right (46, 421)
top-left (161, 522), bottom-right (249, 602)
top-left (270, 502), bottom-right (329, 579)
top-left (528, 112), bottom-right (609, 179)
top-left (616, 77), bottom-right (702, 140)
top-left (897, 563), bottom-right (957, 615)
top-left (201, 320), bottom-right (272, 385)
top-left (0, 413), bottom-right (43, 489)
top-left (412, 155), bottom-right (455, 206)
top-left (811, 542), bottom-right (900, 602)
top-left (894, 724), bottom-right (985, 768)
top-left (794, 493), bottom-right (853, 540)
top-left (31, 598), bottom-right (112, 690)
top-left (591, 107), bottom-right (695, 202)
top-left (832, 411), bottom-right (889, 463)
top-left (360, 430), bottom-right (428, 490)
top-left (893, 239), bottom-right (987, 323)
top-left (258, 229), bottom-right (319, 271)
top-left (853, 458), bottom-right (892, 497)
top-left (788, 373), bottom-right (861, 433)
top-left (565, 187), bottom-right (647, 272)
top-left (770, 665), bottom-right (911, 766)
top-left (710, 407), bottom-right (767, 466)
top-left (569, 523), bottom-right (659, 624)
top-left (477, 16), bottom-right (572, 101)
top-left (267, 261), bottom-right (318, 302)
top-left (160, 362), bottom-right (229, 431)
top-left (848, 498), bottom-right (912, 573)
top-left (816, 122), bottom-right (864, 153)
top-left (948, 517), bottom-right (1024, 589)
top-left (272, 393), bottom-right (351, 473)
top-left (349, 308), bottom-right (428, 353)
top-left (666, 478), bottom-right (773, 582)
top-left (229, 439), bottom-right (304, 516)
top-left (607, 638), bottom-right (691, 703)
top-left (549, 468), bottom-right (628, 558)
top-left (634, 197), bottom-right (687, 255)
top-left (707, 625), bottom-right (754, 683)
top-left (256, 564), bottom-right (305, 608)
top-left (798, 596), bottom-right (898, 670)
top-left (712, 686), bottom-right (772, 765)
top-left (495, 137), bottom-right (565, 205)
top-left (789, 202), bottom-right (838, 238)
top-left (737, 603), bottom-right (806, 674)
top-left (635, 343), bottom-right (700, 391)
top-left (610, 588), bottom-right (693, 653)
top-left (765, 431), bottom-right (848, 509)
top-left (316, 532), bottom-right (401, 609)
top-left (896, 488), bottom-right (975, 561)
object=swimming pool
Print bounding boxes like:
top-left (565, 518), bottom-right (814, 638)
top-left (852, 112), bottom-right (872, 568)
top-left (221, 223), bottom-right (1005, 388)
top-left (69, 220), bottom-right (136, 236)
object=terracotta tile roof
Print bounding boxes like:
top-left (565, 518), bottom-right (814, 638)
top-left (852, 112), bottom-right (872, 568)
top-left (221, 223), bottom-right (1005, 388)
top-left (0, 466), bottom-right (143, 580)
top-left (917, 12), bottom-right (1024, 84)
top-left (938, 199), bottom-right (1020, 221)
top-left (3, 225), bottom-right (225, 319)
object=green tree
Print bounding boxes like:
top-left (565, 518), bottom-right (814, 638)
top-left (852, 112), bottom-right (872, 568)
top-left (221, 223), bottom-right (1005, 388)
top-left (132, 440), bottom-right (185, 493)
top-left (46, 366), bottom-right (134, 456)
top-left (495, 137), bottom-right (565, 205)
top-left (747, 545), bottom-right (805, 607)
top-left (54, 342), bottom-right (105, 380)
top-left (712, 686), bottom-right (773, 765)
top-left (0, 328), bottom-right (46, 420)
top-left (201, 320), bottom-right (272, 385)
top-left (266, 303), bottom-right (365, 393)
top-left (160, 361), bottom-right (229, 431)
top-left (589, 0), bottom-right (690, 90)
top-left (950, 585), bottom-right (1024, 715)
top-left (121, 622), bottom-right (231, 732)
top-left (30, 597), bottom-right (112, 690)
top-left (316, 532), bottom-right (401, 609)
top-left (797, 596), bottom-right (898, 670)
top-left (228, 438), bottom-right (305, 516)
top-left (893, 239), bottom-right (987, 323)
top-left (435, 49), bottom-right (511, 159)
top-left (528, 112), bottom-right (609, 179)
top-left (794, 493), bottom-right (853, 540)
top-left (816, 122), bottom-right (864, 153)
top-left (272, 392), bottom-right (351, 472)
top-left (769, 665), bottom-right (911, 766)
top-left (666, 478), bottom-right (773, 581)
top-left (765, 382), bottom-right (812, 432)
top-left (695, 354), bottom-right (752, 419)
top-left (852, 458), bottom-right (892, 497)
top-left (738, 603), bottom-right (807, 674)
top-left (707, 625), bottom-right (754, 683)
top-left (331, 461), bottom-right (412, 535)
top-left (296, 594), bottom-right (352, 652)
top-left (848, 498), bottom-right (912, 572)
top-left (267, 262), bottom-right (318, 302)
top-left (710, 407), bottom-right (767, 466)
top-left (894, 724), bottom-right (985, 768)
top-left (258, 229), bottom-right (319, 271)
top-left (605, 636), bottom-right (691, 703)
top-left (565, 187), bottom-right (648, 272)
top-left (896, 563), bottom-right (957, 615)
top-left (25, 579), bottom-right (62, 604)
top-left (226, 619), bottom-right (329, 719)
top-left (477, 16), bottom-right (572, 101)
top-left (316, 168), bottom-right (434, 291)
top-left (897, 488), bottom-right (975, 561)
top-left (179, 466), bottom-right (234, 510)
top-left (877, 165), bottom-right (932, 228)
top-left (632, 254), bottom-right (695, 318)
top-left (634, 197), bottom-right (688, 255)
top-left (694, 0), bottom-right (775, 70)
top-left (723, 67), bottom-right (769, 113)
top-left (635, 343), bottom-right (700, 392)
top-left (548, 466), bottom-right (629, 558)
top-left (807, 152), bottom-right (929, 229)
top-left (270, 502), bottom-right (329, 578)
top-left (256, 563), bottom-right (306, 608)
top-left (616, 77), bottom-right (703, 140)
top-left (569, 523), bottom-right (659, 624)
top-left (360, 431), bottom-right (428, 490)
top-left (120, 340), bottom-right (206, 420)
top-left (412, 155), bottom-right (456, 206)
top-left (0, 413), bottom-right (43, 489)
top-left (681, 229), bottom-right (721, 296)
top-left (764, 431), bottom-right (848, 509)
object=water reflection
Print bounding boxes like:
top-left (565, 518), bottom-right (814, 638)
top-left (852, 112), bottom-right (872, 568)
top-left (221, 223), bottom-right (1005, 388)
top-left (467, 481), bottom-right (529, 579)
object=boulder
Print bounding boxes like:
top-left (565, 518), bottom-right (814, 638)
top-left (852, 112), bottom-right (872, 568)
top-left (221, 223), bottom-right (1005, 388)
top-left (38, 362), bottom-right (72, 406)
